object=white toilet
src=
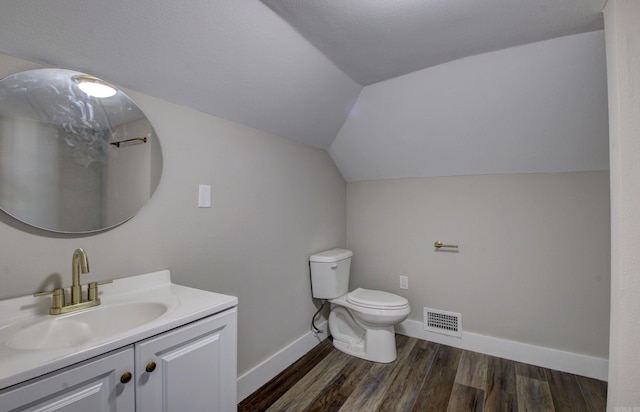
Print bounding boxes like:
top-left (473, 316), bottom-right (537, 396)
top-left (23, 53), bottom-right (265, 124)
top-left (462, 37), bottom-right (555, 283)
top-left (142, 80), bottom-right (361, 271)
top-left (310, 248), bottom-right (410, 363)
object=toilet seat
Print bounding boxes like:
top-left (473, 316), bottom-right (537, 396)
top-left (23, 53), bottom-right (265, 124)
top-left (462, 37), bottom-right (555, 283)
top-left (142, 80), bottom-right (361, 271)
top-left (347, 288), bottom-right (409, 310)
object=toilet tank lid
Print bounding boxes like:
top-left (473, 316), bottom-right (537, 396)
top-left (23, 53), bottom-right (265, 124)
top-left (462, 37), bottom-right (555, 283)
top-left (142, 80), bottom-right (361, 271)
top-left (310, 248), bottom-right (353, 263)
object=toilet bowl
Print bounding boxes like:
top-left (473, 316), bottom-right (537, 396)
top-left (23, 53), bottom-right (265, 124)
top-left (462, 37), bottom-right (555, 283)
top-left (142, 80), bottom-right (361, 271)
top-left (329, 288), bottom-right (410, 363)
top-left (309, 249), bottom-right (411, 363)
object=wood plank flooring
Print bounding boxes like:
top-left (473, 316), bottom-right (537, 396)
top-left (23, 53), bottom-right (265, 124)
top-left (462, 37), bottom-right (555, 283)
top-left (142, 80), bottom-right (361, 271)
top-left (239, 335), bottom-right (607, 412)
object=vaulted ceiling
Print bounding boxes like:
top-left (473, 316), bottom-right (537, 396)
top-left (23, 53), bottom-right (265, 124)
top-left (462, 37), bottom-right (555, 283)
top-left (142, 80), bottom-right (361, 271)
top-left (262, 0), bottom-right (605, 86)
top-left (0, 1), bottom-right (607, 176)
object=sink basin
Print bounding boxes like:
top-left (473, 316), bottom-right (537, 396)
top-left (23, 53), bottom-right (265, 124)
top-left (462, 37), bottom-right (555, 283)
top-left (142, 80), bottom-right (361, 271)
top-left (7, 302), bottom-right (168, 350)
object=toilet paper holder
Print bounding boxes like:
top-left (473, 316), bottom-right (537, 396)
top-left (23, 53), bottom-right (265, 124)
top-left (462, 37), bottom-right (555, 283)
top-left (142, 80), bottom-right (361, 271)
top-left (434, 241), bottom-right (459, 249)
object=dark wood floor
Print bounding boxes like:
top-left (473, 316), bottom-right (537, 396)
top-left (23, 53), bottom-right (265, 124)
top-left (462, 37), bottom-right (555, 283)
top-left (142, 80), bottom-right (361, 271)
top-left (239, 335), bottom-right (607, 412)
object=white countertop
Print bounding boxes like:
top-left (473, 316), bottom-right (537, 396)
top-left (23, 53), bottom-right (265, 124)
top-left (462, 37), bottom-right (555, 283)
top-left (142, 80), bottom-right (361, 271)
top-left (0, 270), bottom-right (237, 390)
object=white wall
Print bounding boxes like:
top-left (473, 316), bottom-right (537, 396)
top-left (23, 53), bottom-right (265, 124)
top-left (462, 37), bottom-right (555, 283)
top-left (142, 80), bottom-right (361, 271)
top-left (347, 172), bottom-right (610, 360)
top-left (0, 53), bottom-right (346, 378)
top-left (330, 30), bottom-right (609, 182)
top-left (604, 0), bottom-right (640, 408)
top-left (335, 27), bottom-right (611, 377)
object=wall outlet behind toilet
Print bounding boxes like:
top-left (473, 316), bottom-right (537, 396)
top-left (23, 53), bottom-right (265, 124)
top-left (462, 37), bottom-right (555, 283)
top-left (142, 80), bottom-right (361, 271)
top-left (399, 275), bottom-right (408, 290)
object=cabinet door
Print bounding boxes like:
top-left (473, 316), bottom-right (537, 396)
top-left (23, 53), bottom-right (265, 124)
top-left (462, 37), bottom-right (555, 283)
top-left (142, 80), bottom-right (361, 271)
top-left (0, 347), bottom-right (134, 412)
top-left (136, 307), bottom-right (237, 412)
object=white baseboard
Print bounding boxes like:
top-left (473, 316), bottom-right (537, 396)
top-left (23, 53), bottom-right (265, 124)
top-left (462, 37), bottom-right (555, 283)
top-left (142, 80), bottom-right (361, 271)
top-left (396, 319), bottom-right (609, 382)
top-left (237, 320), bottom-right (328, 403)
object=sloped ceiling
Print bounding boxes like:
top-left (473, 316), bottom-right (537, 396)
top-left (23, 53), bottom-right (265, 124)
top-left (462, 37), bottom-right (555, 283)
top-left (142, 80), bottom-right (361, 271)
top-left (0, 1), bottom-right (361, 150)
top-left (329, 30), bottom-right (610, 182)
top-left (261, 0), bottom-right (606, 86)
top-left (0, 1), bottom-right (607, 173)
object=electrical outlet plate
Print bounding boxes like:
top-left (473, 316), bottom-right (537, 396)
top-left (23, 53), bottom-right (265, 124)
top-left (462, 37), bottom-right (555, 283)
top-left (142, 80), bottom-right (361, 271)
top-left (198, 185), bottom-right (211, 208)
top-left (399, 275), bottom-right (408, 290)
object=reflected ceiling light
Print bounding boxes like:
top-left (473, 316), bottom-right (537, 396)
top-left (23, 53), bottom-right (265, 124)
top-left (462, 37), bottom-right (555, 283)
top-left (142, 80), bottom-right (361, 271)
top-left (75, 75), bottom-right (117, 98)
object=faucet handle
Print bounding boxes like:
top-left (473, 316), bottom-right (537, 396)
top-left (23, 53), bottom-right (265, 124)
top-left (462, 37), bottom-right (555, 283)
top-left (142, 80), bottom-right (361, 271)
top-left (88, 280), bottom-right (113, 302)
top-left (34, 288), bottom-right (65, 313)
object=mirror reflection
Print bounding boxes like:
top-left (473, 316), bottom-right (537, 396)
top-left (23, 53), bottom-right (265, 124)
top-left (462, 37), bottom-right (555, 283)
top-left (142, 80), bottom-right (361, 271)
top-left (0, 69), bottom-right (162, 233)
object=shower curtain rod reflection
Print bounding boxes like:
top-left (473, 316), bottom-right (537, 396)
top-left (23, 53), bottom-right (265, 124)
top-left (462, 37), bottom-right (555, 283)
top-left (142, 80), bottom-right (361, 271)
top-left (109, 137), bottom-right (147, 148)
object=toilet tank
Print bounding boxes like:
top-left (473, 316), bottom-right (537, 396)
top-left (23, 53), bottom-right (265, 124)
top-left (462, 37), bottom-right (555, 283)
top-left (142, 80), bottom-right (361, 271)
top-left (309, 248), bottom-right (353, 299)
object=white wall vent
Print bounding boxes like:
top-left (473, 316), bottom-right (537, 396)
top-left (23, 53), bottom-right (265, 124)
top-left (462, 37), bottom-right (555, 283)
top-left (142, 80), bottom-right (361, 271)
top-left (424, 307), bottom-right (462, 338)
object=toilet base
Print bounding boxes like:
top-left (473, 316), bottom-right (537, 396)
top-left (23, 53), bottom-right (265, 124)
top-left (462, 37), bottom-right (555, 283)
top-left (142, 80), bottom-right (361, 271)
top-left (331, 327), bottom-right (398, 363)
top-left (329, 306), bottom-right (398, 363)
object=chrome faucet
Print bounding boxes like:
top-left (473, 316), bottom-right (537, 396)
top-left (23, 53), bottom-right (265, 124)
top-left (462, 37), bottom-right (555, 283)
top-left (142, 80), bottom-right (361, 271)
top-left (35, 248), bottom-right (111, 315)
top-left (71, 248), bottom-right (90, 304)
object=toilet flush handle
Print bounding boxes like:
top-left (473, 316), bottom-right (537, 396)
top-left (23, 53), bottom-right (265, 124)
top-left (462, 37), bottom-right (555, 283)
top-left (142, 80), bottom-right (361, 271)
top-left (331, 264), bottom-right (338, 270)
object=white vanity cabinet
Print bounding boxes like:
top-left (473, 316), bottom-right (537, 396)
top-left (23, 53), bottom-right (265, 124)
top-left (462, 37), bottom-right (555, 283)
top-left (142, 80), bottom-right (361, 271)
top-left (135, 307), bottom-right (237, 412)
top-left (0, 347), bottom-right (135, 411)
top-left (0, 307), bottom-right (237, 412)
top-left (0, 271), bottom-right (239, 411)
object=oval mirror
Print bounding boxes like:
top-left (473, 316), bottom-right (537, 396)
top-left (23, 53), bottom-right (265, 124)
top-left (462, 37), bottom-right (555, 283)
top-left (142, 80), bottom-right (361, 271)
top-left (0, 68), bottom-right (162, 233)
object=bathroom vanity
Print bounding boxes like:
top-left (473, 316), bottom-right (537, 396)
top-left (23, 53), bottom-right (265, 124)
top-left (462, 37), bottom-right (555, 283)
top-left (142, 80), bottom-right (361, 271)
top-left (0, 270), bottom-right (238, 411)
